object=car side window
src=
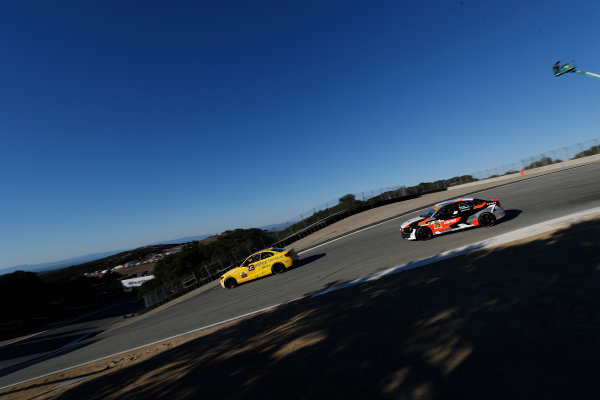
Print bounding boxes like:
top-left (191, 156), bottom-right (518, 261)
top-left (243, 254), bottom-right (260, 266)
top-left (458, 201), bottom-right (473, 212)
top-left (436, 204), bottom-right (455, 219)
top-left (260, 252), bottom-right (274, 260)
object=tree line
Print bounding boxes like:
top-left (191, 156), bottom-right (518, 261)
top-left (139, 229), bottom-right (277, 296)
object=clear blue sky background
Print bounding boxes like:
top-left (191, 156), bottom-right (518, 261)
top-left (1, 0), bottom-right (599, 270)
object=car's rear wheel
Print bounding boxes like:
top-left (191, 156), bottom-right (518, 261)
top-left (416, 226), bottom-right (433, 241)
top-left (224, 278), bottom-right (238, 289)
top-left (479, 212), bottom-right (496, 227)
top-left (272, 263), bottom-right (285, 274)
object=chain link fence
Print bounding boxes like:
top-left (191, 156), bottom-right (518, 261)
top-left (447, 138), bottom-right (600, 186)
top-left (141, 138), bottom-right (600, 309)
top-left (266, 185), bottom-right (409, 244)
top-left (141, 260), bottom-right (225, 310)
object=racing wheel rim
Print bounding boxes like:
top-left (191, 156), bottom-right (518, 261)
top-left (479, 213), bottom-right (496, 227)
top-left (416, 227), bottom-right (432, 241)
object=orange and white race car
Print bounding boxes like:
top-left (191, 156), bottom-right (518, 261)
top-left (400, 198), bottom-right (505, 240)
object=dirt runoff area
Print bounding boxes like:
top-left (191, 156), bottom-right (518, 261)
top-left (3, 218), bottom-right (600, 400)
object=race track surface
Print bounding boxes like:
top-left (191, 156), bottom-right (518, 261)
top-left (1, 162), bottom-right (599, 388)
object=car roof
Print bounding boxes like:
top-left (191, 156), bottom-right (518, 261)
top-left (249, 247), bottom-right (283, 255)
top-left (432, 198), bottom-right (477, 207)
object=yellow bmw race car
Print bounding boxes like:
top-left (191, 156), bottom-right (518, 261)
top-left (220, 247), bottom-right (299, 289)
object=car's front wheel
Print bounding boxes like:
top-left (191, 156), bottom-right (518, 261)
top-left (224, 278), bottom-right (238, 289)
top-left (416, 226), bottom-right (433, 241)
top-left (479, 212), bottom-right (496, 227)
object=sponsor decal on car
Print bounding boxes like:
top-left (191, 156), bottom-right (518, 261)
top-left (443, 218), bottom-right (460, 226)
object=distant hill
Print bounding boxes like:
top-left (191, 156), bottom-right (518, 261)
top-left (1, 226), bottom-right (289, 277)
top-left (149, 234), bottom-right (213, 245)
top-left (0, 235), bottom-right (216, 277)
top-left (40, 244), bottom-right (179, 282)
top-left (0, 249), bottom-right (128, 276)
top-left (259, 222), bottom-right (295, 231)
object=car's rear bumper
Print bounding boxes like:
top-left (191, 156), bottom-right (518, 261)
top-left (494, 207), bottom-right (506, 220)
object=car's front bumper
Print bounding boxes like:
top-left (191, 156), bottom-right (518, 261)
top-left (401, 228), bottom-right (417, 240)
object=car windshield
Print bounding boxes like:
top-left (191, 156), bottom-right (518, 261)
top-left (420, 207), bottom-right (436, 218)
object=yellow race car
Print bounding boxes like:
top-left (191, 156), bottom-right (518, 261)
top-left (220, 248), bottom-right (299, 289)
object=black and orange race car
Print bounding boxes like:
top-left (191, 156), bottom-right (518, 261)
top-left (400, 198), bottom-right (505, 240)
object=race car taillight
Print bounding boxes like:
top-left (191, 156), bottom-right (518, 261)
top-left (491, 199), bottom-right (501, 207)
top-left (284, 251), bottom-right (292, 257)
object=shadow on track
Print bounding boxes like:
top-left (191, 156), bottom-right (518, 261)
top-left (502, 208), bottom-right (522, 223)
top-left (9, 220), bottom-right (600, 400)
top-left (0, 299), bottom-right (144, 384)
top-left (295, 253), bottom-right (326, 268)
top-left (0, 337), bottom-right (100, 379)
top-left (0, 329), bottom-right (91, 363)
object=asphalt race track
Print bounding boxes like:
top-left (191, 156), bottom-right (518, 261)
top-left (1, 162), bottom-right (599, 389)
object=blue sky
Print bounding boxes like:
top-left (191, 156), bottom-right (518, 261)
top-left (1, 0), bottom-right (599, 270)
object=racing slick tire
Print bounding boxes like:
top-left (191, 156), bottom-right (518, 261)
top-left (479, 212), bottom-right (496, 227)
top-left (224, 278), bottom-right (238, 289)
top-left (416, 226), bottom-right (433, 241)
top-left (272, 263), bottom-right (285, 274)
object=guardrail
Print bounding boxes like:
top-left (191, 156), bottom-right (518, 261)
top-left (141, 137), bottom-right (600, 309)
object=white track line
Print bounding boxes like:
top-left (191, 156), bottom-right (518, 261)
top-left (0, 306), bottom-right (127, 350)
top-left (2, 207), bottom-right (599, 391)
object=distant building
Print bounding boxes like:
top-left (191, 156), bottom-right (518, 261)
top-left (121, 275), bottom-right (155, 288)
